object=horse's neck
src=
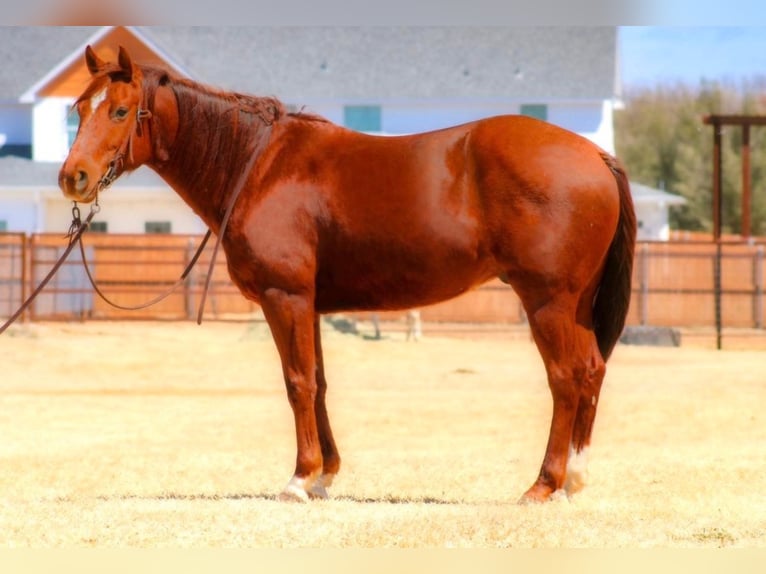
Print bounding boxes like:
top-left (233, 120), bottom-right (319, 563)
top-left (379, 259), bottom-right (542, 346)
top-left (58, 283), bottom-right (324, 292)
top-left (147, 89), bottom-right (272, 233)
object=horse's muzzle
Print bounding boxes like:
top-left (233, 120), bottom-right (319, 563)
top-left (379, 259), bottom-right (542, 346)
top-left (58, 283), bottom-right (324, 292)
top-left (59, 162), bottom-right (99, 203)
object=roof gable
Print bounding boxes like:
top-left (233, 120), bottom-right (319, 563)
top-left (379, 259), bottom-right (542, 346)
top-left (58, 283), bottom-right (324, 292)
top-left (630, 182), bottom-right (686, 205)
top-left (19, 26), bottom-right (189, 103)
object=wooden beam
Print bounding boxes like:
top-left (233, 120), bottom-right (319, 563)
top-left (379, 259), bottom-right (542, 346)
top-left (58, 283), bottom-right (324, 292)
top-left (712, 120), bottom-right (722, 241)
top-left (704, 114), bottom-right (766, 126)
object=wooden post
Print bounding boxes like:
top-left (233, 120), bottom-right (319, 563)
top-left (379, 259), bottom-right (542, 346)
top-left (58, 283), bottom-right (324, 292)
top-left (20, 234), bottom-right (29, 323)
top-left (742, 124), bottom-right (751, 239)
top-left (755, 245), bottom-right (764, 329)
top-left (639, 242), bottom-right (649, 326)
top-left (184, 238), bottom-right (195, 320)
top-left (712, 119), bottom-right (723, 350)
top-left (711, 118), bottom-right (722, 242)
top-left (28, 234), bottom-right (37, 322)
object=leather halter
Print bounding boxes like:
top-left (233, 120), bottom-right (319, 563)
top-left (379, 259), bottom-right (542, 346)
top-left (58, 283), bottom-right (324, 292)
top-left (96, 106), bottom-right (152, 194)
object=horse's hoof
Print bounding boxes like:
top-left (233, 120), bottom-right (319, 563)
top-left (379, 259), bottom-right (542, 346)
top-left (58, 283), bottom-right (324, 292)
top-left (518, 486), bottom-right (569, 505)
top-left (277, 476), bottom-right (311, 502)
top-left (307, 473), bottom-right (335, 500)
top-left (308, 482), bottom-right (328, 500)
top-left (517, 494), bottom-right (544, 505)
top-left (518, 482), bottom-right (555, 505)
top-left (278, 485), bottom-right (309, 502)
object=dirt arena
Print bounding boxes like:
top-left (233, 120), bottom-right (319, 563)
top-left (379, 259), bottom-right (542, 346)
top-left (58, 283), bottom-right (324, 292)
top-left (1, 319), bottom-right (764, 548)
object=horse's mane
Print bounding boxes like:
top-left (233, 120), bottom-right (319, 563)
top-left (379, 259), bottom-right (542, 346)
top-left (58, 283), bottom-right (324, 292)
top-left (138, 64), bottom-right (327, 213)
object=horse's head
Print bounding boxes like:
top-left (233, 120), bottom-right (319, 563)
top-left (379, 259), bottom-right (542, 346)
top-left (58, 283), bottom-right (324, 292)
top-left (59, 45), bottom-right (153, 203)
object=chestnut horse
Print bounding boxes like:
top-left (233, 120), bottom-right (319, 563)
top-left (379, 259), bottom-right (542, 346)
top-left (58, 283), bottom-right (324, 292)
top-left (59, 46), bottom-right (636, 503)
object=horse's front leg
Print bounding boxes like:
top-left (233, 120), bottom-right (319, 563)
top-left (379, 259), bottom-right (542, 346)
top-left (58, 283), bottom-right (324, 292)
top-left (259, 287), bottom-right (323, 502)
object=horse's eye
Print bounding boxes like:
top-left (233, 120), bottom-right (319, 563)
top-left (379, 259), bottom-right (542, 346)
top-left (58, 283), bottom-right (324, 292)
top-left (114, 107), bottom-right (129, 120)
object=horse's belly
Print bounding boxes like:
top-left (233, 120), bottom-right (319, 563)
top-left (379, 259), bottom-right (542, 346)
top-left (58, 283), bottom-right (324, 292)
top-left (313, 257), bottom-right (495, 313)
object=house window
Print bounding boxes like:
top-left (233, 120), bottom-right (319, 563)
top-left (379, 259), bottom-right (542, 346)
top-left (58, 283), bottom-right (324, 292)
top-left (0, 145), bottom-right (32, 159)
top-left (520, 104), bottom-right (548, 122)
top-left (344, 105), bottom-right (381, 132)
top-left (89, 221), bottom-right (108, 233)
top-left (145, 221), bottom-right (171, 234)
top-left (67, 108), bottom-right (80, 148)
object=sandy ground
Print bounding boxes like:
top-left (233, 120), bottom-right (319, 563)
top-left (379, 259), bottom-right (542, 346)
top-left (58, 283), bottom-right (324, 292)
top-left (1, 319), bottom-right (765, 548)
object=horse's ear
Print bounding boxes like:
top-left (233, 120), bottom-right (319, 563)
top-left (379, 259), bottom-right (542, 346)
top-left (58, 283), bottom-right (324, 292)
top-left (117, 46), bottom-right (134, 82)
top-left (85, 45), bottom-right (105, 75)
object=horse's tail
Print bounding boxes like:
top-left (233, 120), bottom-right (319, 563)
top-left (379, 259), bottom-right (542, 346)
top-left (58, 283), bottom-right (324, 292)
top-left (593, 152), bottom-right (637, 362)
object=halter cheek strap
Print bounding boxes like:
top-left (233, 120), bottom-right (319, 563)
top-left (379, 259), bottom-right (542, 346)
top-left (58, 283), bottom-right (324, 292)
top-left (135, 108), bottom-right (152, 137)
top-left (99, 105), bottom-right (152, 191)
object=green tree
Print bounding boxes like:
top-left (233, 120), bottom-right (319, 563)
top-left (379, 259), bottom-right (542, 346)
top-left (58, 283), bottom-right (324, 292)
top-left (615, 79), bottom-right (766, 235)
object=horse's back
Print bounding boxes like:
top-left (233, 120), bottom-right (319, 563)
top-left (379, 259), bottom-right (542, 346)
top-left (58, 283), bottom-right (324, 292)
top-left (468, 114), bottom-right (617, 190)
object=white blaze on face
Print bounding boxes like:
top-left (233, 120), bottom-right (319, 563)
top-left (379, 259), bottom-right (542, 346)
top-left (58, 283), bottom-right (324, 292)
top-left (90, 87), bottom-right (107, 112)
top-left (77, 87), bottom-right (108, 135)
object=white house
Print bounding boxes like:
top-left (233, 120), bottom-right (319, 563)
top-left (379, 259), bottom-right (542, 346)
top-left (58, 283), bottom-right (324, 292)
top-left (630, 181), bottom-right (686, 241)
top-left (0, 26), bottom-right (674, 238)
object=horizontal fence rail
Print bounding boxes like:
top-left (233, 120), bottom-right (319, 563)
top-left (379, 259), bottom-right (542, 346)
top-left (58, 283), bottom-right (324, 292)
top-left (1, 233), bottom-right (765, 330)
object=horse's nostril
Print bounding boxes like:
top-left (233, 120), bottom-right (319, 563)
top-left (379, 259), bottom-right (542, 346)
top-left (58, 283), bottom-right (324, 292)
top-left (75, 170), bottom-right (88, 192)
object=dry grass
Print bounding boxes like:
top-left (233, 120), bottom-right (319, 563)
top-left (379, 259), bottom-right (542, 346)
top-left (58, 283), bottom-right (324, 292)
top-left (1, 319), bottom-right (765, 548)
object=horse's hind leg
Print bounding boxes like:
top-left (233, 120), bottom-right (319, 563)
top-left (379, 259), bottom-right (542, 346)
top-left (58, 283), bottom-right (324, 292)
top-left (519, 294), bottom-right (605, 503)
top-left (564, 331), bottom-right (606, 495)
top-left (310, 314), bottom-right (341, 499)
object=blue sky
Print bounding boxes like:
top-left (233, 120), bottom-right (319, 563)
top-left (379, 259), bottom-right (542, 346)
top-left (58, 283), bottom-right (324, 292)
top-left (620, 26), bottom-right (766, 88)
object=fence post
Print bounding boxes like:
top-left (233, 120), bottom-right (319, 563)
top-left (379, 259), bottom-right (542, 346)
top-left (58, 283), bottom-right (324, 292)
top-left (714, 242), bottom-right (723, 349)
top-left (755, 245), bottom-right (764, 329)
top-left (21, 233), bottom-right (32, 323)
top-left (28, 234), bottom-right (37, 322)
top-left (184, 238), bottom-right (195, 320)
top-left (639, 242), bottom-right (649, 326)
top-left (20, 234), bottom-right (29, 323)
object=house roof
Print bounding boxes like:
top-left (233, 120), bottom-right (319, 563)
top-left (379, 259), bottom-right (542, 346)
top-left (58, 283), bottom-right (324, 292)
top-left (630, 181), bottom-right (686, 206)
top-left (18, 27), bottom-right (190, 103)
top-left (0, 27), bottom-right (95, 101)
top-left (0, 26), bottom-right (621, 192)
top-left (1, 26), bottom-right (618, 102)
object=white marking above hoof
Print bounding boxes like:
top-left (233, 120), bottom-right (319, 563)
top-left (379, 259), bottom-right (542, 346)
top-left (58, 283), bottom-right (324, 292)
top-left (277, 475), bottom-right (311, 503)
top-left (549, 489), bottom-right (570, 502)
top-left (308, 473), bottom-right (335, 500)
top-left (309, 482), bottom-right (328, 500)
top-left (564, 445), bottom-right (590, 495)
top-left (278, 485), bottom-right (309, 502)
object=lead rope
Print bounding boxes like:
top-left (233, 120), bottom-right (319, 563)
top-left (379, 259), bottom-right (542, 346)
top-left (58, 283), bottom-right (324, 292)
top-left (0, 201), bottom-right (213, 334)
top-left (193, 139), bottom-right (261, 324)
top-left (0, 203), bottom-right (97, 334)
top-left (77, 222), bottom-right (213, 312)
